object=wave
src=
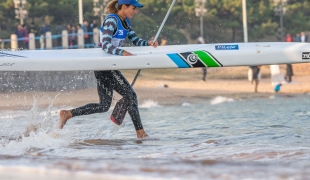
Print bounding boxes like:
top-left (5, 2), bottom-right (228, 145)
top-left (139, 100), bottom-right (161, 108)
top-left (210, 96), bottom-right (234, 105)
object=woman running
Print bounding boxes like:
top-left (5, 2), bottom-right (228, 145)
top-left (59, 0), bottom-right (158, 139)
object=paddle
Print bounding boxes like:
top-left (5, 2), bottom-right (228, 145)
top-left (110, 69), bottom-right (141, 125)
top-left (110, 0), bottom-right (177, 125)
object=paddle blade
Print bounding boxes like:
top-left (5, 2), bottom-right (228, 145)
top-left (110, 99), bottom-right (128, 125)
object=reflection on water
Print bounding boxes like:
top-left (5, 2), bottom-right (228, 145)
top-left (0, 95), bottom-right (310, 179)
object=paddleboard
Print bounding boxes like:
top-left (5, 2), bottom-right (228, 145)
top-left (0, 42), bottom-right (310, 71)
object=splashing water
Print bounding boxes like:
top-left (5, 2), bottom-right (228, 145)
top-left (0, 94), bottom-right (77, 156)
top-left (24, 93), bottom-right (60, 136)
top-left (91, 121), bottom-right (126, 139)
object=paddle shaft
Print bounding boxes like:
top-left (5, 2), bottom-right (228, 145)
top-left (153, 0), bottom-right (177, 44)
top-left (131, 69), bottom-right (141, 86)
top-left (132, 0), bottom-right (177, 84)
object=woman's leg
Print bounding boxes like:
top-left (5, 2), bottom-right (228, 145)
top-left (59, 71), bottom-right (114, 128)
top-left (110, 71), bottom-right (148, 138)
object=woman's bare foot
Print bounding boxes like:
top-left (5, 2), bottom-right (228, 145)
top-left (136, 129), bottom-right (149, 139)
top-left (59, 110), bottom-right (72, 129)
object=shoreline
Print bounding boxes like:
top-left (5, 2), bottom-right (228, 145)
top-left (1, 75), bottom-right (309, 110)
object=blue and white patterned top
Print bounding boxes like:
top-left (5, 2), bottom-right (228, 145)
top-left (100, 14), bottom-right (148, 55)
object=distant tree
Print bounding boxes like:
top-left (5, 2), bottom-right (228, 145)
top-left (1, 0), bottom-right (310, 44)
top-left (285, 1), bottom-right (310, 36)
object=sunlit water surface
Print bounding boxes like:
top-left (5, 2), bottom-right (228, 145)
top-left (0, 94), bottom-right (310, 179)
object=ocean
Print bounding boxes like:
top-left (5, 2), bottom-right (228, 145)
top-left (0, 94), bottom-right (310, 179)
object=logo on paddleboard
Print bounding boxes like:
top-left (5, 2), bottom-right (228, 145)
top-left (302, 52), bottom-right (310, 60)
top-left (215, 45), bottom-right (239, 50)
top-left (167, 51), bottom-right (223, 68)
top-left (186, 54), bottom-right (199, 64)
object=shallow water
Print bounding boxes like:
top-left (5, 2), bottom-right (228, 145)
top-left (0, 94), bottom-right (310, 179)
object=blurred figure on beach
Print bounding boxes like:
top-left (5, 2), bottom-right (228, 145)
top-left (197, 36), bottom-right (204, 44)
top-left (270, 65), bottom-right (285, 89)
top-left (285, 64), bottom-right (293, 83)
top-left (29, 22), bottom-right (38, 35)
top-left (285, 34), bottom-right (292, 42)
top-left (39, 23), bottom-right (51, 49)
top-left (22, 24), bottom-right (29, 49)
top-left (296, 33), bottom-right (301, 42)
top-left (274, 83), bottom-right (282, 93)
top-left (285, 34), bottom-right (293, 83)
top-left (14, 24), bottom-right (26, 49)
top-left (202, 68), bottom-right (207, 81)
top-left (55, 22), bottom-right (64, 48)
top-left (89, 19), bottom-right (98, 46)
top-left (0, 25), bottom-right (3, 49)
top-left (82, 20), bottom-right (90, 48)
top-left (248, 66), bottom-right (261, 93)
top-left (197, 36), bottom-right (207, 81)
top-left (160, 37), bottom-right (167, 46)
top-left (300, 31), bottom-right (308, 42)
top-left (70, 25), bottom-right (77, 49)
top-left (39, 24), bottom-right (45, 49)
top-left (67, 24), bottom-right (72, 47)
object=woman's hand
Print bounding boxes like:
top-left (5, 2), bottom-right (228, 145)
top-left (122, 51), bottom-right (134, 56)
top-left (148, 41), bottom-right (158, 48)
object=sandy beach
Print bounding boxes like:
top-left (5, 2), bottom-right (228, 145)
top-left (1, 65), bottom-right (310, 110)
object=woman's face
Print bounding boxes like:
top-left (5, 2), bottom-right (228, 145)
top-left (123, 5), bottom-right (137, 19)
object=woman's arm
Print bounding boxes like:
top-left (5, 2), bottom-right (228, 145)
top-left (127, 29), bottom-right (148, 46)
top-left (101, 17), bottom-right (124, 56)
top-left (128, 29), bottom-right (158, 48)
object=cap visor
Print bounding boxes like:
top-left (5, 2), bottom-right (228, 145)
top-left (132, 3), bottom-right (143, 8)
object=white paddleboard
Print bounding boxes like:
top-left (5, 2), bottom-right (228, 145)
top-left (1, 42), bottom-right (310, 71)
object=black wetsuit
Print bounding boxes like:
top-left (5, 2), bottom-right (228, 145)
top-left (70, 14), bottom-right (148, 131)
top-left (71, 70), bottom-right (143, 130)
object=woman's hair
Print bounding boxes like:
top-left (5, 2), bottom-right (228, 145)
top-left (106, 0), bottom-right (130, 14)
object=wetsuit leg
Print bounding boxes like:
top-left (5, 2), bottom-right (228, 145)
top-left (71, 71), bottom-right (113, 117)
top-left (110, 70), bottom-right (143, 130)
top-left (70, 70), bottom-right (143, 130)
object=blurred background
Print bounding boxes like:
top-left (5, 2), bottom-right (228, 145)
top-left (0, 0), bottom-right (310, 48)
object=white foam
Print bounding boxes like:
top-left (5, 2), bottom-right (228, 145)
top-left (210, 96), bottom-right (234, 105)
top-left (139, 100), bottom-right (161, 108)
top-left (182, 102), bottom-right (191, 106)
top-left (0, 129), bottom-right (75, 156)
